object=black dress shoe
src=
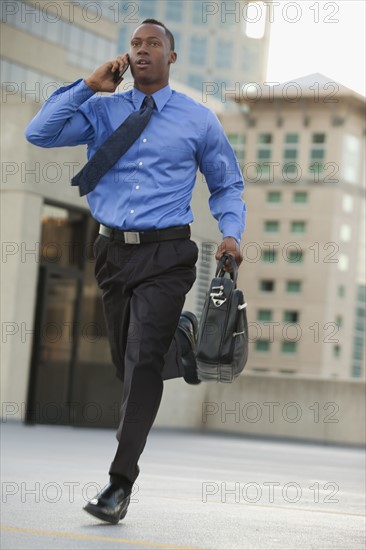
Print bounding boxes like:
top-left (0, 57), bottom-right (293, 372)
top-left (177, 311), bottom-right (201, 385)
top-left (83, 483), bottom-right (131, 524)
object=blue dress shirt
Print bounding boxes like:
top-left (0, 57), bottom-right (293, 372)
top-left (25, 79), bottom-right (246, 242)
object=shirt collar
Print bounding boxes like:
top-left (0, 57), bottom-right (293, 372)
top-left (131, 84), bottom-right (172, 112)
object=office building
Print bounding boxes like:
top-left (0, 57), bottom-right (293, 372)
top-left (0, 0), bottom-right (227, 425)
top-left (220, 73), bottom-right (366, 379)
top-left (116, 0), bottom-right (271, 92)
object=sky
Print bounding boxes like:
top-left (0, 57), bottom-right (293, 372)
top-left (265, 0), bottom-right (365, 95)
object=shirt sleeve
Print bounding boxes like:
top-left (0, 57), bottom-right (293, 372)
top-left (196, 109), bottom-right (246, 243)
top-left (24, 79), bottom-right (97, 148)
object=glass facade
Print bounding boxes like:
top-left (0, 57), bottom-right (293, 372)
top-left (165, 0), bottom-right (184, 21)
top-left (189, 36), bottom-right (207, 65)
top-left (352, 285), bottom-right (365, 377)
top-left (1, 58), bottom-right (63, 102)
top-left (216, 40), bottom-right (233, 68)
top-left (3, 0), bottom-right (116, 71)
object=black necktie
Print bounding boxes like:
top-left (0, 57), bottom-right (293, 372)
top-left (71, 96), bottom-right (155, 196)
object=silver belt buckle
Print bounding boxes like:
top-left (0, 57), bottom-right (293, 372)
top-left (124, 231), bottom-right (141, 244)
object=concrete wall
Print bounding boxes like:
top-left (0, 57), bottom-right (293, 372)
top-left (1, 191), bottom-right (43, 409)
top-left (156, 372), bottom-right (366, 446)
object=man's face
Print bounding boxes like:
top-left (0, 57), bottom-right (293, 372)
top-left (129, 24), bottom-right (176, 88)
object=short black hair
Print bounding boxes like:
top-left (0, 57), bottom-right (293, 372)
top-left (141, 18), bottom-right (175, 51)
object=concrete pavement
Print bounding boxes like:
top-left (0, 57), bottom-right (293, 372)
top-left (1, 421), bottom-right (365, 549)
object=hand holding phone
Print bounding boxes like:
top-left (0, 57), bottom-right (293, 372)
top-left (113, 55), bottom-right (129, 83)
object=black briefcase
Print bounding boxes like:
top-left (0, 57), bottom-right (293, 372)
top-left (196, 255), bottom-right (248, 383)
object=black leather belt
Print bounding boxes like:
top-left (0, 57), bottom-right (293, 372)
top-left (99, 224), bottom-right (191, 244)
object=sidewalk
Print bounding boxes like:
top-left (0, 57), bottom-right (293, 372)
top-left (1, 421), bottom-right (365, 549)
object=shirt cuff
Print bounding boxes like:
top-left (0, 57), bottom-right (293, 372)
top-left (222, 228), bottom-right (241, 244)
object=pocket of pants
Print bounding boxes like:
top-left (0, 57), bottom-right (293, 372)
top-left (172, 239), bottom-right (199, 266)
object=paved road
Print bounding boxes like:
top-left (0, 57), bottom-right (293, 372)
top-left (1, 421), bottom-right (365, 549)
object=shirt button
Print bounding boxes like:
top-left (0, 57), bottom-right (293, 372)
top-left (135, 185), bottom-right (140, 190)
top-left (142, 138), bottom-right (147, 143)
top-left (130, 209), bottom-right (134, 214)
top-left (139, 161), bottom-right (143, 166)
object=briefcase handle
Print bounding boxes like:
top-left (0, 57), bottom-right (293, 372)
top-left (215, 254), bottom-right (238, 285)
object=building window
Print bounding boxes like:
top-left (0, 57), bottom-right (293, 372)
top-left (335, 315), bottom-right (342, 327)
top-left (293, 191), bottom-right (308, 204)
top-left (259, 133), bottom-right (272, 144)
top-left (264, 220), bottom-right (279, 233)
top-left (311, 149), bottom-right (325, 160)
top-left (192, 0), bottom-right (204, 23)
top-left (285, 133), bottom-right (299, 144)
top-left (312, 133), bottom-right (326, 144)
top-left (262, 250), bottom-right (277, 263)
top-left (258, 149), bottom-right (271, 160)
top-left (291, 221), bottom-right (306, 233)
top-left (216, 40), bottom-right (233, 68)
top-left (283, 132), bottom-right (299, 174)
top-left (255, 340), bottom-right (271, 352)
top-left (187, 74), bottom-right (203, 91)
top-left (189, 36), bottom-right (207, 65)
top-left (342, 195), bottom-right (354, 213)
top-left (284, 149), bottom-right (298, 160)
top-left (257, 134), bottom-right (272, 177)
top-left (3, 2), bottom-right (116, 71)
top-left (165, 0), bottom-right (183, 21)
top-left (356, 307), bottom-right (365, 330)
top-left (0, 59), bottom-right (62, 102)
top-left (279, 369), bottom-right (296, 374)
top-left (353, 336), bottom-right (364, 354)
top-left (309, 133), bottom-right (326, 176)
top-left (338, 285), bottom-right (345, 298)
top-left (287, 249), bottom-right (303, 263)
top-left (287, 280), bottom-right (301, 293)
top-left (227, 134), bottom-right (245, 165)
top-left (138, 0), bottom-right (157, 18)
top-left (258, 310), bottom-right (272, 321)
top-left (338, 254), bottom-right (349, 272)
top-left (260, 280), bottom-right (275, 292)
top-left (281, 341), bottom-right (297, 353)
top-left (267, 191), bottom-right (281, 203)
top-left (352, 366), bottom-right (362, 377)
top-left (342, 134), bottom-right (361, 184)
top-left (333, 345), bottom-right (341, 358)
top-left (284, 311), bottom-right (299, 323)
top-left (340, 224), bottom-right (351, 242)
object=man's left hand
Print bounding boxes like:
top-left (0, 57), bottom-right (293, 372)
top-left (215, 237), bottom-right (243, 272)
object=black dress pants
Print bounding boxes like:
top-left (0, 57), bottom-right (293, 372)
top-left (93, 233), bottom-right (198, 484)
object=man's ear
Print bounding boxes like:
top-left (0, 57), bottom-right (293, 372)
top-left (168, 51), bottom-right (177, 64)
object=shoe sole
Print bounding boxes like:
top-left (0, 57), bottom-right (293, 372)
top-left (83, 498), bottom-right (130, 525)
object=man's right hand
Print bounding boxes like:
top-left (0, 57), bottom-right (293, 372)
top-left (84, 54), bottom-right (129, 93)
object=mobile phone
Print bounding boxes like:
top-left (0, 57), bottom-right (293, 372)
top-left (113, 58), bottom-right (129, 82)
